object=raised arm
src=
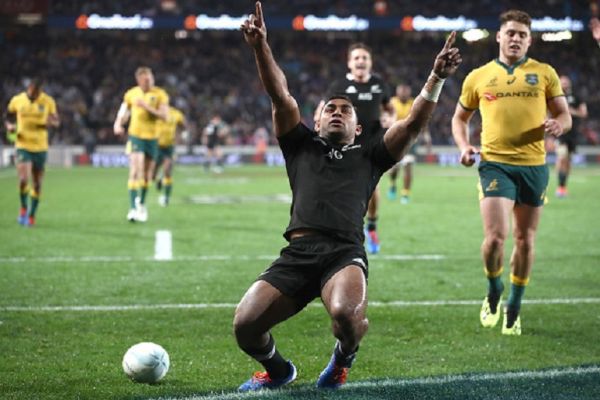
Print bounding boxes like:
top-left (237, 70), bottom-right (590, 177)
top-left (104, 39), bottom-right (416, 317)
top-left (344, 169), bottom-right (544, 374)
top-left (241, 1), bottom-right (300, 137)
top-left (383, 32), bottom-right (461, 160)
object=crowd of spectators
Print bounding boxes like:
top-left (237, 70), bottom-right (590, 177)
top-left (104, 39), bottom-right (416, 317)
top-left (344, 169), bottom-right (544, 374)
top-left (2, 24), bottom-right (599, 150)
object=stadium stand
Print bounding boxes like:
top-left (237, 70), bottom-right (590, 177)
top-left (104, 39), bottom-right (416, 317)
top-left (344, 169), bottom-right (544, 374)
top-left (1, 1), bottom-right (598, 148)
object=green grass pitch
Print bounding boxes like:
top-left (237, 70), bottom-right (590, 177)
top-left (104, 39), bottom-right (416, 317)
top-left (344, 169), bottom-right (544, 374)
top-left (0, 164), bottom-right (599, 399)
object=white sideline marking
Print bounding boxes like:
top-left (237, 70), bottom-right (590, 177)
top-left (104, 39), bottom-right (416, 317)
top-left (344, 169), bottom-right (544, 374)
top-left (0, 254), bottom-right (446, 264)
top-left (154, 230), bottom-right (173, 261)
top-left (2, 297), bottom-right (599, 312)
top-left (154, 365), bottom-right (600, 400)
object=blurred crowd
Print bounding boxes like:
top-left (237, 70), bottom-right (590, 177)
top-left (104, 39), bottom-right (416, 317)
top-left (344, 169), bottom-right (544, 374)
top-left (1, 18), bottom-right (599, 150)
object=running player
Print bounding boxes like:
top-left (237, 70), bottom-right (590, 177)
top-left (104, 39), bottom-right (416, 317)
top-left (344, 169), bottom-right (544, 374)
top-left (5, 78), bottom-right (60, 226)
top-left (113, 67), bottom-right (169, 222)
top-left (452, 10), bottom-right (571, 335)
top-left (554, 75), bottom-right (587, 198)
top-left (314, 42), bottom-right (393, 254)
top-left (235, 1), bottom-right (461, 391)
top-left (153, 105), bottom-right (187, 206)
top-left (202, 114), bottom-right (229, 173)
top-left (387, 84), bottom-right (431, 204)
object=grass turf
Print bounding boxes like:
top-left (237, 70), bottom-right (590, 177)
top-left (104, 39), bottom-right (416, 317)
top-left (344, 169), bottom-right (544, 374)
top-left (0, 164), bottom-right (599, 399)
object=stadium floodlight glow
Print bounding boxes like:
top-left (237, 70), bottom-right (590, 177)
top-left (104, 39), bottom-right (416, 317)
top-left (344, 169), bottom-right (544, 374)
top-left (293, 15), bottom-right (369, 31)
top-left (411, 15), bottom-right (477, 31)
top-left (195, 14), bottom-right (246, 30)
top-left (76, 14), bottom-right (154, 30)
top-left (462, 29), bottom-right (489, 42)
top-left (541, 30), bottom-right (573, 42)
top-left (531, 17), bottom-right (583, 31)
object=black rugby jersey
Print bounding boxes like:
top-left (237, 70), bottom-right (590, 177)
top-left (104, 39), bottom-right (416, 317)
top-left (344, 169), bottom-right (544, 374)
top-left (279, 123), bottom-right (396, 244)
top-left (558, 92), bottom-right (585, 144)
top-left (326, 74), bottom-right (391, 140)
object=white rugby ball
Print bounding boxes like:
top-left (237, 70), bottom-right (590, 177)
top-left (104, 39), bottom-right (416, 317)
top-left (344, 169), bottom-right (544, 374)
top-left (122, 342), bottom-right (170, 383)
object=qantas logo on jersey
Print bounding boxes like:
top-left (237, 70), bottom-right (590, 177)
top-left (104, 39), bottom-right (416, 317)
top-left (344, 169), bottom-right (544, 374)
top-left (495, 91), bottom-right (539, 98)
top-left (484, 91), bottom-right (538, 100)
top-left (483, 92), bottom-right (497, 101)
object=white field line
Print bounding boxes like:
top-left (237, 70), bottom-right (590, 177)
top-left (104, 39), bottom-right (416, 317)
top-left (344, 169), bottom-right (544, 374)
top-left (2, 297), bottom-right (599, 313)
top-left (0, 254), bottom-right (445, 264)
top-left (154, 365), bottom-right (600, 400)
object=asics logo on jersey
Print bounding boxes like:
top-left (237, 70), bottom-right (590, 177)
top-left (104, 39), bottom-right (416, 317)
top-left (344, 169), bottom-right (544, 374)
top-left (507, 76), bottom-right (517, 85)
top-left (486, 179), bottom-right (499, 192)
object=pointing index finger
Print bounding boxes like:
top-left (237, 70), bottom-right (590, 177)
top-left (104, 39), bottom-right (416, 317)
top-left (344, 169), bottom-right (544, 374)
top-left (256, 1), bottom-right (263, 25)
top-left (444, 31), bottom-right (456, 50)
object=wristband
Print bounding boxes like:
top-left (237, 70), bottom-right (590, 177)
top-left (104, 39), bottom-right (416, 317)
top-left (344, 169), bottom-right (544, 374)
top-left (420, 72), bottom-right (445, 102)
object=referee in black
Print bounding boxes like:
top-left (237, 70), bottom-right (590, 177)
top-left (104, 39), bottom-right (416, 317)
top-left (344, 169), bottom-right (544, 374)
top-left (234, 1), bottom-right (462, 392)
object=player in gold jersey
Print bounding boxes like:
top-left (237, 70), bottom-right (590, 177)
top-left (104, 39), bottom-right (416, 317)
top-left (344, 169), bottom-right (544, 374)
top-left (452, 10), bottom-right (572, 335)
top-left (387, 84), bottom-right (430, 204)
top-left (113, 67), bottom-right (169, 222)
top-left (153, 106), bottom-right (187, 206)
top-left (4, 78), bottom-right (60, 226)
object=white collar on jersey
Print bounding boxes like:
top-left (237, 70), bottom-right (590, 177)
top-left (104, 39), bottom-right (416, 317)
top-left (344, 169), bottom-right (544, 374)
top-left (346, 72), bottom-right (371, 83)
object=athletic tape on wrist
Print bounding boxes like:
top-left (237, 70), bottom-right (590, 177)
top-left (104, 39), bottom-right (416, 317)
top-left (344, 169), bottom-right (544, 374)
top-left (420, 73), bottom-right (445, 103)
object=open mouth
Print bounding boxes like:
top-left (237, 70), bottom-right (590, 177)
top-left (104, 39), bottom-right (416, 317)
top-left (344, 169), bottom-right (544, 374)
top-left (509, 44), bottom-right (520, 51)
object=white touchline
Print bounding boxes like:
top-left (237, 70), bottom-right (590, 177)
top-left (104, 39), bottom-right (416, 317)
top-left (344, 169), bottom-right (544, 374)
top-left (0, 254), bottom-right (446, 263)
top-left (152, 365), bottom-right (600, 400)
top-left (1, 297), bottom-right (599, 312)
top-left (154, 230), bottom-right (173, 261)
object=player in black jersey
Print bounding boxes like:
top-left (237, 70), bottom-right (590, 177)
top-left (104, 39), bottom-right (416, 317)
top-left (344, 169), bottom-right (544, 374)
top-left (555, 75), bottom-right (588, 198)
top-left (235, 1), bottom-right (461, 392)
top-left (314, 42), bottom-right (394, 254)
top-left (203, 114), bottom-right (229, 173)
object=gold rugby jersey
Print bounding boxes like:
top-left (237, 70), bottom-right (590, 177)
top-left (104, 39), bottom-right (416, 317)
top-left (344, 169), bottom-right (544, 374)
top-left (459, 57), bottom-right (563, 165)
top-left (7, 91), bottom-right (57, 152)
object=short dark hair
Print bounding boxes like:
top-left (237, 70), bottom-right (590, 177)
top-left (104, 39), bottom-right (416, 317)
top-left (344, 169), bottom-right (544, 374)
top-left (28, 77), bottom-right (44, 89)
top-left (347, 42), bottom-right (372, 58)
top-left (326, 94), bottom-right (354, 105)
top-left (499, 10), bottom-right (532, 29)
top-left (322, 95), bottom-right (357, 118)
